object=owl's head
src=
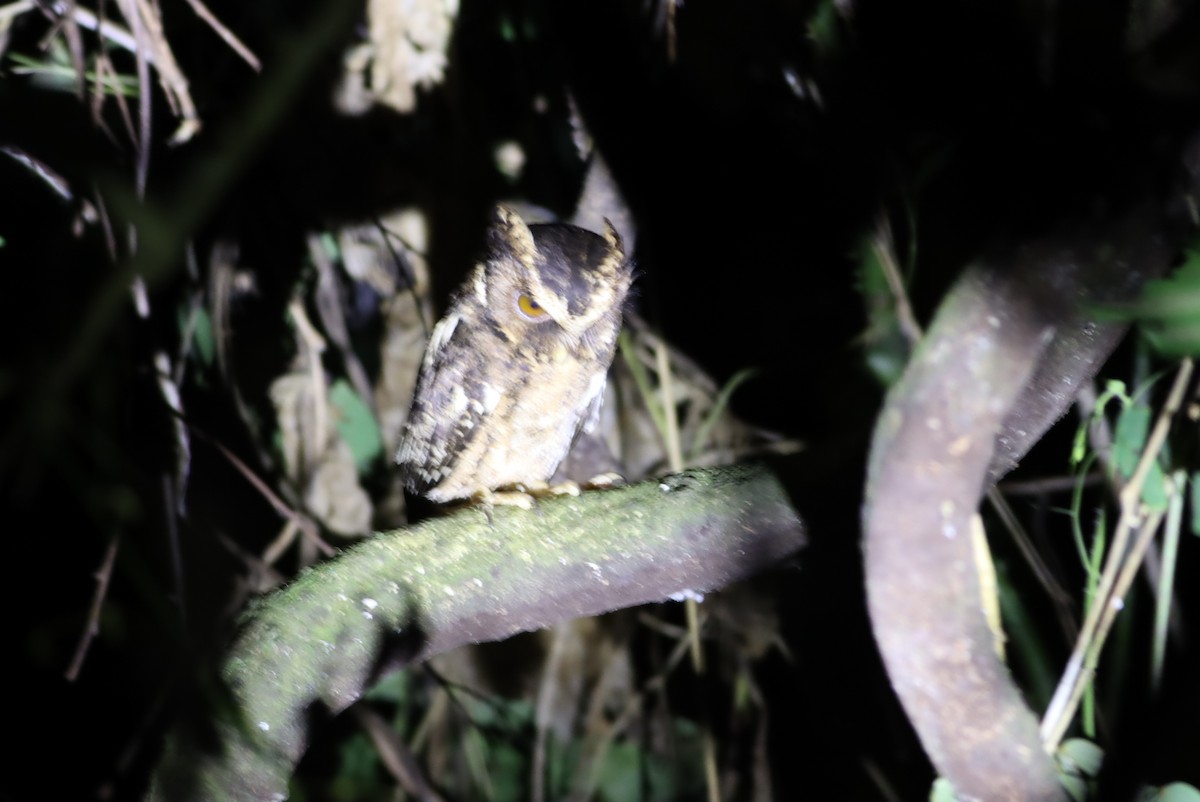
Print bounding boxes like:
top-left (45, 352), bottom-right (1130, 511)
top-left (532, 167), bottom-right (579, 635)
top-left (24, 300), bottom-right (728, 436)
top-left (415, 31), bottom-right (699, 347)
top-left (480, 206), bottom-right (632, 346)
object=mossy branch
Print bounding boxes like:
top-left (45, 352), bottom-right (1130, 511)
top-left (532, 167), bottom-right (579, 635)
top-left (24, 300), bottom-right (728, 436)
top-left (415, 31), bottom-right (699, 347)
top-left (148, 463), bottom-right (805, 801)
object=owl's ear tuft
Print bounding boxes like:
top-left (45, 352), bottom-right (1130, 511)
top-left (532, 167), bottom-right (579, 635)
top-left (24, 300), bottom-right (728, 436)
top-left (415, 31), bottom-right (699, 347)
top-left (601, 219), bottom-right (625, 258)
top-left (490, 205), bottom-right (538, 269)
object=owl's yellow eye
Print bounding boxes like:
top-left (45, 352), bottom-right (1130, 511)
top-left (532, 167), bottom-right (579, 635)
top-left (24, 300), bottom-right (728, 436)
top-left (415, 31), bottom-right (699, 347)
top-left (517, 292), bottom-right (548, 319)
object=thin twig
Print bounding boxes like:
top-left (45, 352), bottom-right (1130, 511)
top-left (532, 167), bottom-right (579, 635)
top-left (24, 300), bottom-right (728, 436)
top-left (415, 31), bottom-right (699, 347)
top-left (351, 705), bottom-right (444, 802)
top-left (1092, 507), bottom-right (1166, 674)
top-left (1078, 376), bottom-right (1186, 645)
top-left (260, 519), bottom-right (300, 567)
top-left (161, 473), bottom-right (187, 624)
top-left (95, 46), bottom-right (140, 146)
top-left (40, 1), bottom-right (143, 55)
top-left (1151, 471), bottom-right (1185, 694)
top-left (572, 634), bottom-right (693, 801)
top-left (1041, 358), bottom-right (1193, 751)
top-left (126, 0), bottom-right (202, 142)
top-left (187, 420), bottom-right (334, 558)
top-left (309, 234), bottom-right (376, 414)
top-left (65, 532), bottom-right (120, 680)
top-left (111, 0), bottom-right (151, 196)
top-left (998, 471), bottom-right (1105, 495)
top-left (0, 1), bottom-right (35, 24)
top-left (654, 340), bottom-right (718, 802)
top-left (287, 298), bottom-right (329, 468)
top-left (985, 486), bottom-right (1077, 642)
top-left (180, 0), bottom-right (260, 71)
top-left (872, 214), bottom-right (923, 349)
top-left (532, 622), bottom-right (570, 802)
top-left (54, 0), bottom-right (88, 99)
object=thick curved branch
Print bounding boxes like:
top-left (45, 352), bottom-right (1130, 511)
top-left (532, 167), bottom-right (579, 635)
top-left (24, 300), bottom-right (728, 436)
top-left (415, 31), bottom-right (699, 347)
top-left (148, 463), bottom-right (805, 801)
top-left (863, 198), bottom-right (1172, 802)
top-left (986, 208), bottom-right (1173, 483)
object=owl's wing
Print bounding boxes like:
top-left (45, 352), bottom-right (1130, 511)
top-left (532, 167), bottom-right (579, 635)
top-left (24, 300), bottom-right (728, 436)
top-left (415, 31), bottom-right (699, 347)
top-left (577, 375), bottom-right (607, 436)
top-left (395, 313), bottom-right (486, 494)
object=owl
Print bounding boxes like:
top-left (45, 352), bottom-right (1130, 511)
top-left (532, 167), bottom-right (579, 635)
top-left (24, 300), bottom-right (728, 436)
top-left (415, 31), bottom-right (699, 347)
top-left (396, 206), bottom-right (633, 503)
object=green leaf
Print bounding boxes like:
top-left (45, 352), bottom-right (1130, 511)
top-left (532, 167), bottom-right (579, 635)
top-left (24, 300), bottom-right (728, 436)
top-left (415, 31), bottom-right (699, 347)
top-left (929, 778), bottom-right (958, 802)
top-left (1145, 323), bottom-right (1200, 357)
top-left (1058, 738), bottom-right (1104, 778)
top-left (598, 742), bottom-right (643, 802)
top-left (332, 731), bottom-right (388, 800)
top-left (1058, 738), bottom-right (1104, 802)
top-left (1111, 399), bottom-right (1170, 511)
top-left (1141, 461), bottom-right (1169, 512)
top-left (807, 0), bottom-right (844, 58)
top-left (329, 379), bottom-right (382, 473)
top-left (689, 367), bottom-right (757, 459)
top-left (855, 231), bottom-right (911, 387)
top-left (363, 669), bottom-right (409, 704)
top-left (1134, 256), bottom-right (1200, 321)
top-left (1105, 254), bottom-right (1200, 356)
top-left (1113, 403), bottom-right (1150, 479)
top-left (6, 50), bottom-right (139, 96)
top-left (1139, 782), bottom-right (1200, 802)
top-left (487, 739), bottom-right (527, 802)
top-left (179, 305), bottom-right (216, 367)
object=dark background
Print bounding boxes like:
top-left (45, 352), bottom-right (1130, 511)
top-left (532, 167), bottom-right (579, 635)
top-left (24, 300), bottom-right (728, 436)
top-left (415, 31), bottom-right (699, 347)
top-left (2, 0), bottom-right (1199, 799)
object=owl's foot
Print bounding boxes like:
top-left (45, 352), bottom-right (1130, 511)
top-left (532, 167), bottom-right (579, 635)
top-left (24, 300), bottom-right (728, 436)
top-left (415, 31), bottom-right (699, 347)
top-left (516, 475), bottom-right (625, 497)
top-left (516, 479), bottom-right (581, 498)
top-left (581, 472), bottom-right (625, 490)
top-left (520, 474), bottom-right (626, 498)
top-left (470, 474), bottom-right (625, 520)
top-left (471, 487), bottom-right (538, 511)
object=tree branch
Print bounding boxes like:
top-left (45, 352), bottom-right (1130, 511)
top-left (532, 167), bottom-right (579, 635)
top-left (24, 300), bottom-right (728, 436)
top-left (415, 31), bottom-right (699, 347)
top-left (863, 198), bottom-right (1173, 802)
top-left (148, 463), bottom-right (805, 801)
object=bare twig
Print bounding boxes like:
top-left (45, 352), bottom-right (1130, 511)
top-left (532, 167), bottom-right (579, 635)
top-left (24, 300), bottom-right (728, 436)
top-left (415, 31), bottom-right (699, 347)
top-left (572, 632), bottom-right (693, 801)
top-left (532, 624), bottom-right (570, 802)
top-left (1041, 358), bottom-right (1193, 751)
top-left (287, 297), bottom-right (330, 468)
top-left (351, 705), bottom-right (444, 802)
top-left (180, 0), bottom-right (260, 71)
top-left (998, 472), bottom-right (1104, 495)
top-left (652, 339), bottom-right (718, 802)
top-left (110, 0), bottom-right (152, 195)
top-left (65, 532), bottom-right (120, 681)
top-left (187, 421), bottom-right (334, 559)
top-left (0, 1), bottom-right (36, 24)
top-left (1152, 471), bottom-right (1186, 694)
top-left (309, 235), bottom-right (376, 414)
top-left (986, 486), bottom-right (1077, 642)
top-left (871, 213), bottom-right (923, 349)
top-left (46, 2), bottom-right (142, 54)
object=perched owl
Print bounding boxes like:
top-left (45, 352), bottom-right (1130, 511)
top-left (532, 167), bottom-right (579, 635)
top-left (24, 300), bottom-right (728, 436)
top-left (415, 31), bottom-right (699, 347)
top-left (396, 206), bottom-right (633, 503)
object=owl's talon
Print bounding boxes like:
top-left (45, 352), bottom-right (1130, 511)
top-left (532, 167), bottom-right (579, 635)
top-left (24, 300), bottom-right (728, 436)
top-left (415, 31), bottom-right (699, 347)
top-left (583, 472), bottom-right (624, 490)
top-left (515, 480), bottom-right (580, 498)
top-left (472, 488), bottom-right (537, 511)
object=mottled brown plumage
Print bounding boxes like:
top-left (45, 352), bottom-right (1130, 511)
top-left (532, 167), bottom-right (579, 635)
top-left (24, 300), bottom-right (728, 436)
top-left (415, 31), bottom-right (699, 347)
top-left (396, 206), bottom-right (632, 502)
